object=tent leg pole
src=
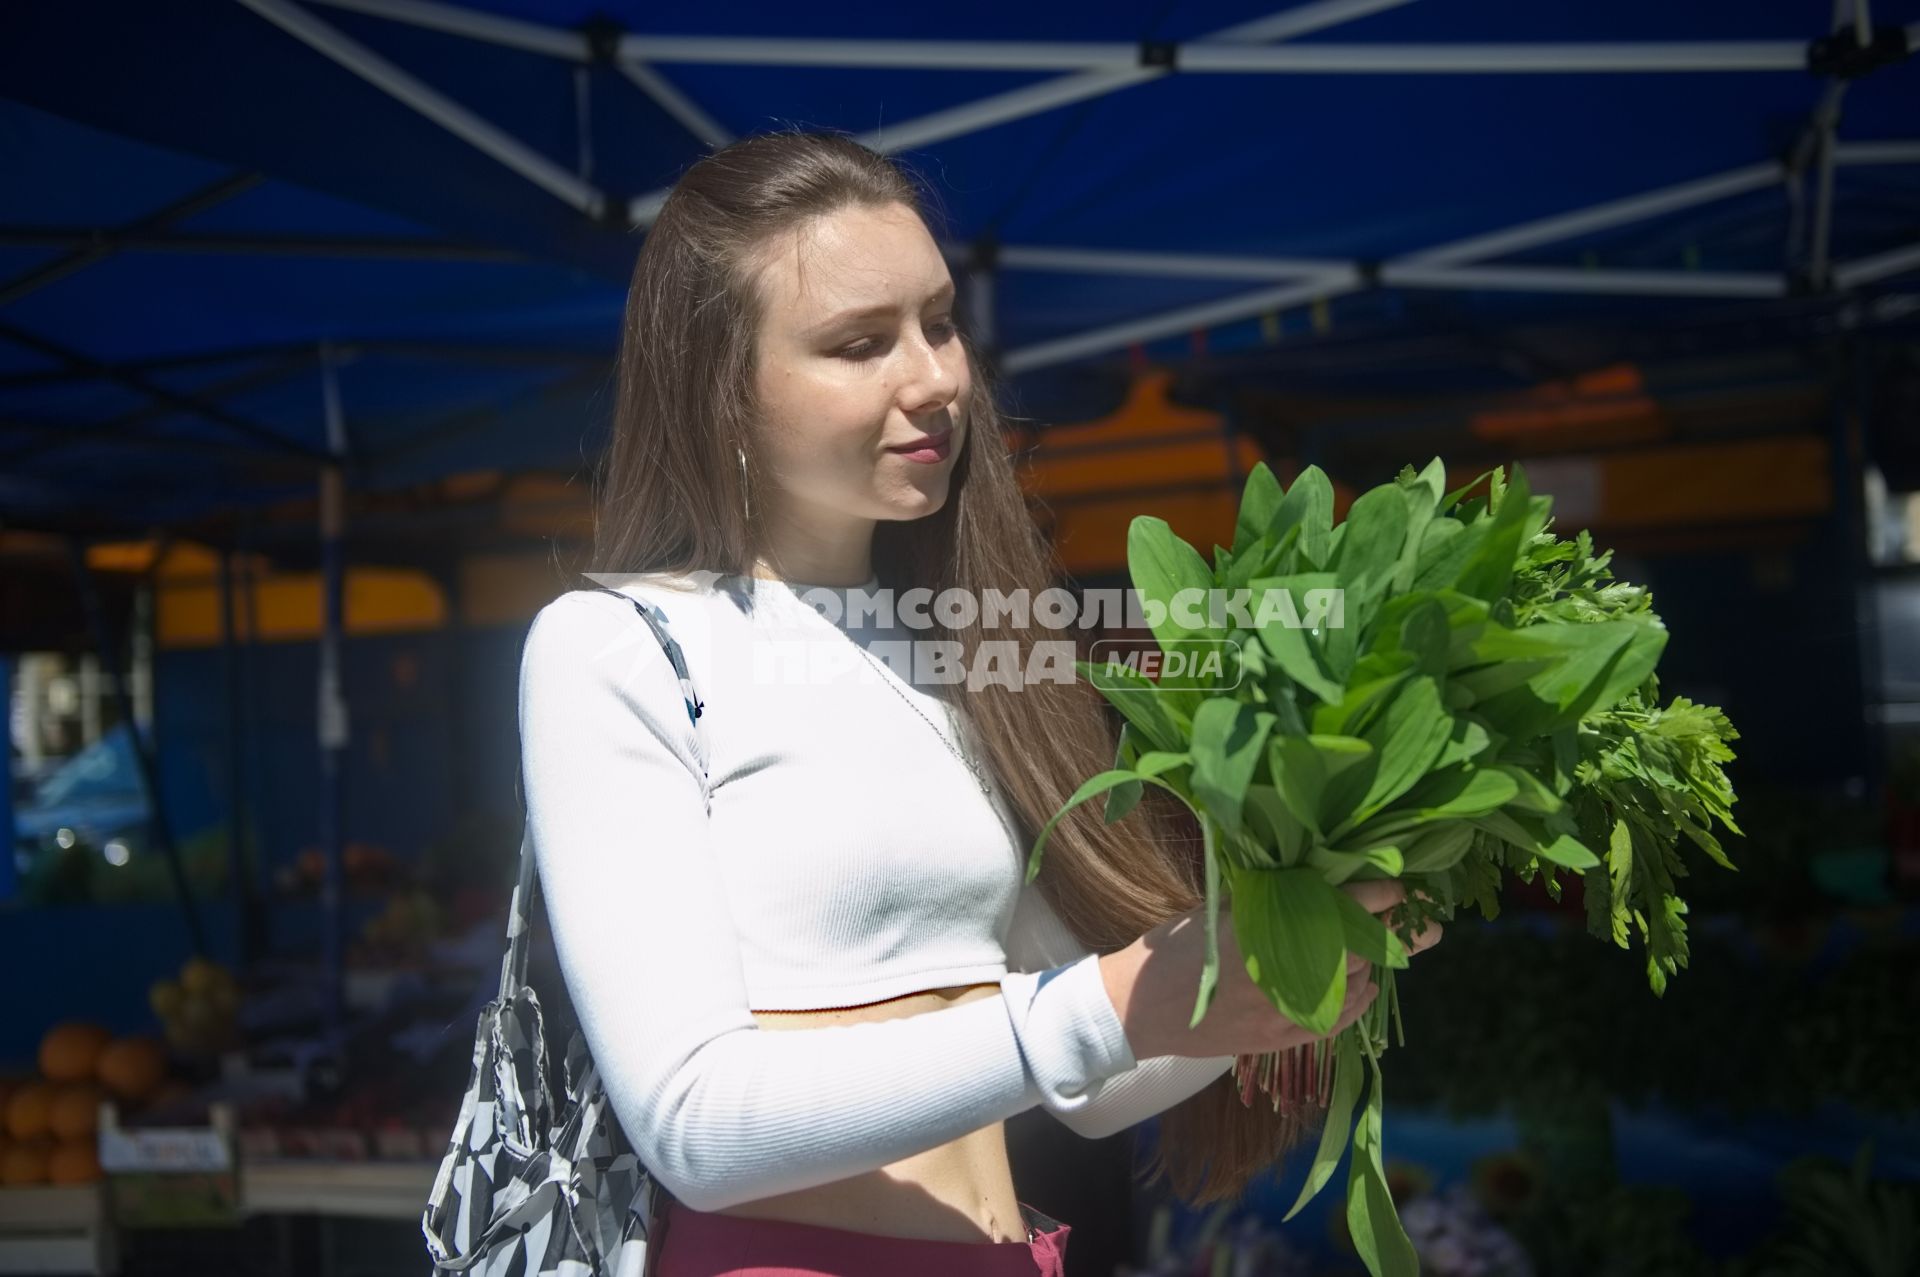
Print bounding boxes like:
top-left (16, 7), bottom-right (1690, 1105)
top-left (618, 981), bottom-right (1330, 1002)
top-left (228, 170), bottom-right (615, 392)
top-left (221, 544), bottom-right (266, 969)
top-left (1810, 0), bottom-right (1875, 289)
top-left (1811, 89), bottom-right (1846, 290)
top-left (0, 654), bottom-right (15, 903)
top-left (317, 345), bottom-right (352, 1050)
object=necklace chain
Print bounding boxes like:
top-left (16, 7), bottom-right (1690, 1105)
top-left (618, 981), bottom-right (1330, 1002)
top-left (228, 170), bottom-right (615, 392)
top-left (848, 642), bottom-right (994, 798)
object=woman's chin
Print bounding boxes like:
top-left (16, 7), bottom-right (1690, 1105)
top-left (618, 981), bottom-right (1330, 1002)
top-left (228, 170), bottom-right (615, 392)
top-left (877, 480), bottom-right (951, 520)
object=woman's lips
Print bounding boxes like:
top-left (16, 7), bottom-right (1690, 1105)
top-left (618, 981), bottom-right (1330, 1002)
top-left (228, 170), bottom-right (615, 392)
top-left (889, 433), bottom-right (953, 463)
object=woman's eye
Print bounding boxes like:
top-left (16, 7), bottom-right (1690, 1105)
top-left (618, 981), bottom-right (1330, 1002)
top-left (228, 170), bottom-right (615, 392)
top-left (837, 320), bottom-right (958, 362)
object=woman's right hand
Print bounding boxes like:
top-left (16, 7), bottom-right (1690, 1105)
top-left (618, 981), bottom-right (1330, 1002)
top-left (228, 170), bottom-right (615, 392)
top-left (1097, 879), bottom-right (1442, 1060)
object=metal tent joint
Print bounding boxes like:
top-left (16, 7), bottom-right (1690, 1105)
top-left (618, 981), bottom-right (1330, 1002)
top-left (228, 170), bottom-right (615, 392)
top-left (592, 192), bottom-right (632, 232)
top-left (969, 233), bottom-right (1001, 276)
top-left (1138, 40), bottom-right (1178, 71)
top-left (579, 13), bottom-right (625, 67)
top-left (1806, 26), bottom-right (1911, 80)
top-left (1784, 269), bottom-right (1824, 299)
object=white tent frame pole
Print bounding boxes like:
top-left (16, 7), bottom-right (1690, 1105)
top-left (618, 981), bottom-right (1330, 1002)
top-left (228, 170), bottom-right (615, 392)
top-left (1834, 140), bottom-right (1920, 165)
top-left (848, 0), bottom-right (1412, 158)
top-left (1808, 1), bottom-right (1868, 288)
top-left (1785, 81), bottom-right (1844, 280)
top-left (1173, 42), bottom-right (1807, 73)
top-left (1849, 0), bottom-right (1873, 44)
top-left (1004, 272), bottom-right (1359, 374)
top-left (235, 0), bottom-right (607, 217)
top-left (1811, 92), bottom-right (1847, 288)
top-left (1004, 236), bottom-right (1918, 377)
top-left (626, 0), bottom-right (1416, 226)
top-left (1399, 162), bottom-right (1785, 268)
top-left (1379, 265), bottom-right (1785, 297)
top-left (301, 0), bottom-right (1878, 80)
top-left (995, 246), bottom-right (1341, 281)
top-left (989, 245), bottom-right (1786, 297)
top-left (844, 69), bottom-right (1161, 161)
top-left (601, 37), bottom-right (1807, 74)
top-left (1835, 242), bottom-right (1920, 289)
top-left (305, 0), bottom-right (588, 58)
top-left (302, 0), bottom-right (734, 146)
top-left (299, 0), bottom-right (1413, 68)
top-left (1001, 157), bottom-right (1816, 374)
top-left (616, 60), bottom-right (734, 148)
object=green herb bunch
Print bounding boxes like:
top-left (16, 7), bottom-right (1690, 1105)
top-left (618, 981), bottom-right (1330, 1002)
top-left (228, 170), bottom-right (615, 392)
top-left (1024, 458), bottom-right (1741, 1276)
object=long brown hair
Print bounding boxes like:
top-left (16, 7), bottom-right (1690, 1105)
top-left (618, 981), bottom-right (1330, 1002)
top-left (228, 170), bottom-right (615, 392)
top-left (584, 126), bottom-right (1304, 1204)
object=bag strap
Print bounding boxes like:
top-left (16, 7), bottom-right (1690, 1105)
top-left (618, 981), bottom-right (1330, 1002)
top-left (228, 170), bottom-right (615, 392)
top-left (501, 586), bottom-right (707, 1000)
top-left (585, 586), bottom-right (707, 736)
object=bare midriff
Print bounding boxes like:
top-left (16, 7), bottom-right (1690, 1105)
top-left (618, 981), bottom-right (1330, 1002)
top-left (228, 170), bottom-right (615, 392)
top-left (701, 981), bottom-right (1031, 1244)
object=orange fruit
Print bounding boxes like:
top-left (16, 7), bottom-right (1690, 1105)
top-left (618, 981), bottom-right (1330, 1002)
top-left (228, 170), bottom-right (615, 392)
top-left (4, 1082), bottom-right (55, 1142)
top-left (95, 1036), bottom-right (168, 1103)
top-left (39, 1022), bottom-right (112, 1082)
top-left (48, 1140), bottom-right (103, 1185)
top-left (0, 1142), bottom-right (50, 1186)
top-left (48, 1082), bottom-right (106, 1141)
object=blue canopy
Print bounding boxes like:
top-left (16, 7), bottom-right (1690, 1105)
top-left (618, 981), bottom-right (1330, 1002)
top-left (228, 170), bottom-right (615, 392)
top-left (3, 0), bottom-right (1916, 533)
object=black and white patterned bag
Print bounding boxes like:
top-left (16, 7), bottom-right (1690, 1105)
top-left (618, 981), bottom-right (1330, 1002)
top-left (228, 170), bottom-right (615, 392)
top-left (423, 587), bottom-right (705, 1276)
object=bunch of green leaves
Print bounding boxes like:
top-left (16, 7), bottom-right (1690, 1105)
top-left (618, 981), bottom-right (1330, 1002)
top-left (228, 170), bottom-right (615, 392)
top-left (1023, 457), bottom-right (1741, 1277)
top-left (1503, 512), bottom-right (1743, 993)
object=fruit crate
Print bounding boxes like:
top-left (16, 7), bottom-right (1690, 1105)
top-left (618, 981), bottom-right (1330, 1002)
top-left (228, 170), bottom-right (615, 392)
top-left (239, 1159), bottom-right (437, 1220)
top-left (97, 1100), bottom-right (240, 1230)
top-left (0, 1181), bottom-right (118, 1275)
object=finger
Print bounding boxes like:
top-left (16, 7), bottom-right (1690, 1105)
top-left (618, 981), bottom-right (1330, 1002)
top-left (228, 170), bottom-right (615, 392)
top-left (1340, 879), bottom-right (1406, 916)
top-left (1404, 920), bottom-right (1443, 953)
top-left (1328, 980), bottom-right (1380, 1038)
top-left (1272, 972), bottom-right (1375, 1051)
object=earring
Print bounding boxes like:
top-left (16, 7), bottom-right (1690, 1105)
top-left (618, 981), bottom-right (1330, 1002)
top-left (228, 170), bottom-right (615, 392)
top-left (737, 445), bottom-right (751, 520)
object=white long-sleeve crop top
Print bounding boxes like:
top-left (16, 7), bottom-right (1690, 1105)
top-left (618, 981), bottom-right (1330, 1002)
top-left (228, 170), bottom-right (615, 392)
top-left (516, 568), bottom-right (1235, 1212)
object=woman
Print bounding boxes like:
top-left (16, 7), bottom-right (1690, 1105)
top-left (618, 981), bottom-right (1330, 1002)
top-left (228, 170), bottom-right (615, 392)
top-left (518, 129), bottom-right (1441, 1277)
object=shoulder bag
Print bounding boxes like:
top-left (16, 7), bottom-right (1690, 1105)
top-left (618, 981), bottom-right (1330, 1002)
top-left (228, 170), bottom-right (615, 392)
top-left (422, 586), bottom-right (704, 1276)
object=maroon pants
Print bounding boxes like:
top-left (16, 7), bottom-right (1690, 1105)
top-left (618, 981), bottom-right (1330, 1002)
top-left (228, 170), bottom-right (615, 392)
top-left (646, 1194), bottom-right (1072, 1277)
